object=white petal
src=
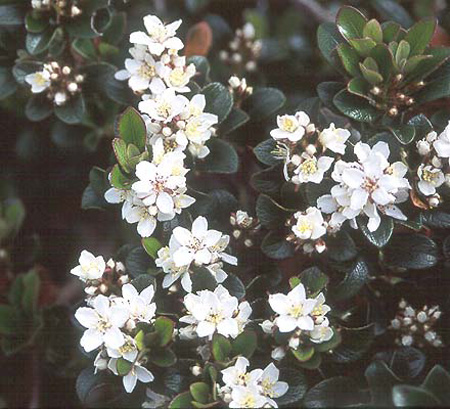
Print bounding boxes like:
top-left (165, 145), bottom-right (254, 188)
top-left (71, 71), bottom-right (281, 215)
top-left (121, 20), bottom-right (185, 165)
top-left (123, 373), bottom-right (137, 393)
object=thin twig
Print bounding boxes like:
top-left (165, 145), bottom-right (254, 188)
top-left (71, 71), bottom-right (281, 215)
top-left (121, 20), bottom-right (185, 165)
top-left (292, 0), bottom-right (334, 24)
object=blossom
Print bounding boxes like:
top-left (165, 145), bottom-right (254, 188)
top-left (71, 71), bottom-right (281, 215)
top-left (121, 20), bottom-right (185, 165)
top-left (229, 386), bottom-right (267, 408)
top-left (221, 357), bottom-right (263, 388)
top-left (138, 87), bottom-right (188, 123)
top-left (180, 285), bottom-right (250, 339)
top-left (106, 335), bottom-right (138, 362)
top-left (109, 359), bottom-right (154, 393)
top-left (129, 15), bottom-right (183, 56)
top-left (291, 207), bottom-right (327, 241)
top-left (75, 295), bottom-right (129, 352)
top-left (270, 111), bottom-right (312, 142)
top-left (25, 69), bottom-right (51, 93)
top-left (318, 123), bottom-right (351, 154)
top-left (290, 153), bottom-right (334, 184)
top-left (417, 164), bottom-right (445, 196)
top-left (309, 318), bottom-right (334, 344)
top-left (70, 250), bottom-right (106, 282)
top-left (121, 283), bottom-right (157, 327)
top-left (318, 141), bottom-right (410, 232)
top-left (157, 56), bottom-right (196, 93)
top-left (268, 284), bottom-right (316, 332)
top-left (433, 121), bottom-right (450, 163)
top-left (104, 186), bottom-right (135, 219)
top-left (259, 363), bottom-right (289, 408)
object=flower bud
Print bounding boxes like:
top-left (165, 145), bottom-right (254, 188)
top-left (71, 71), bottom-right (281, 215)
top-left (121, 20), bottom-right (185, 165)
top-left (431, 156), bottom-right (442, 168)
top-left (50, 73), bottom-right (59, 81)
top-left (75, 74), bottom-right (84, 83)
top-left (271, 346), bottom-right (286, 361)
top-left (288, 336), bottom-right (300, 349)
top-left (428, 194), bottom-right (441, 208)
top-left (416, 140), bottom-right (431, 156)
top-left (67, 82), bottom-right (78, 93)
top-left (219, 50), bottom-right (229, 61)
top-left (54, 92), bottom-right (67, 106)
top-left (391, 318), bottom-right (401, 329)
top-left (417, 311), bottom-right (427, 323)
top-left (62, 66), bottom-right (71, 75)
top-left (191, 365), bottom-right (202, 376)
top-left (231, 53), bottom-right (242, 64)
top-left (401, 335), bottom-right (413, 346)
top-left (305, 144), bottom-right (316, 156)
top-left (425, 331), bottom-right (436, 342)
top-left (228, 75), bottom-right (241, 89)
top-left (260, 320), bottom-right (274, 334)
top-left (244, 238), bottom-right (253, 248)
top-left (245, 61), bottom-right (257, 72)
top-left (232, 229), bottom-right (241, 239)
top-left (162, 127), bottom-right (172, 137)
top-left (71, 5), bottom-right (81, 16)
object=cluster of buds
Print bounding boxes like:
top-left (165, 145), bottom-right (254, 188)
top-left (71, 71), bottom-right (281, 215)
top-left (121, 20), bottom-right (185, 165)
top-left (31, 0), bottom-right (82, 17)
top-left (25, 62), bottom-right (84, 106)
top-left (228, 75), bottom-right (253, 104)
top-left (390, 299), bottom-right (443, 348)
top-left (219, 23), bottom-right (262, 74)
top-left (414, 124), bottom-right (450, 207)
top-left (229, 210), bottom-right (260, 248)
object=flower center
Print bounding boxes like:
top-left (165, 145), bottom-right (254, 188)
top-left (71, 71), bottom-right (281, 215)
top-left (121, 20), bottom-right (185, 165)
top-left (362, 177), bottom-right (378, 193)
top-left (35, 73), bottom-right (48, 86)
top-left (261, 379), bottom-right (275, 397)
top-left (185, 119), bottom-right (201, 139)
top-left (138, 63), bottom-right (156, 79)
top-left (241, 394), bottom-right (256, 407)
top-left (299, 159), bottom-right (317, 175)
top-left (207, 311), bottom-right (224, 324)
top-left (289, 304), bottom-right (303, 318)
top-left (149, 25), bottom-right (167, 42)
top-left (157, 101), bottom-right (172, 117)
top-left (281, 118), bottom-right (297, 132)
top-left (169, 68), bottom-right (187, 86)
top-left (119, 340), bottom-right (135, 354)
top-left (96, 319), bottom-right (112, 332)
top-left (296, 220), bottom-right (313, 236)
top-left (422, 169), bottom-right (439, 184)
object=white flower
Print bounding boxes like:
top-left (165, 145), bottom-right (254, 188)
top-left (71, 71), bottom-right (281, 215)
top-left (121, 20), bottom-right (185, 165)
top-left (433, 121), bottom-right (450, 163)
top-left (138, 87), bottom-right (188, 123)
top-left (106, 335), bottom-right (138, 362)
top-left (70, 250), bottom-right (106, 282)
top-left (319, 141), bottom-right (410, 232)
top-left (129, 15), bottom-right (183, 56)
top-left (309, 318), bottom-right (334, 344)
top-left (157, 56), bottom-right (196, 93)
top-left (104, 186), bottom-right (135, 219)
top-left (268, 284), bottom-right (316, 333)
top-left (291, 207), bottom-right (327, 241)
top-left (258, 363), bottom-right (288, 408)
top-left (221, 357), bottom-right (262, 388)
top-left (417, 164), bottom-right (445, 196)
top-left (75, 295), bottom-right (129, 352)
top-left (290, 154), bottom-right (334, 184)
top-left (310, 292), bottom-right (331, 324)
top-left (109, 359), bottom-right (154, 393)
top-left (180, 285), bottom-right (250, 339)
top-left (416, 139), bottom-right (431, 156)
top-left (121, 283), bottom-right (157, 327)
top-left (270, 111), bottom-right (312, 142)
top-left (318, 123), bottom-right (351, 155)
top-left (271, 347), bottom-right (286, 361)
top-left (229, 386), bottom-right (267, 408)
top-left (115, 53), bottom-right (158, 92)
top-left (124, 202), bottom-right (158, 237)
top-left (25, 69), bottom-right (51, 93)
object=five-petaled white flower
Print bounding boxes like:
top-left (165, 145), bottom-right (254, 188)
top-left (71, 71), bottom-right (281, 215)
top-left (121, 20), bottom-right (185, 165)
top-left (221, 357), bottom-right (263, 388)
top-left (70, 250), bottom-right (106, 282)
top-left (25, 69), bottom-right (51, 93)
top-left (269, 284), bottom-right (316, 332)
top-left (138, 87), bottom-right (188, 123)
top-left (290, 153), bottom-right (334, 185)
top-left (229, 386), bottom-right (267, 408)
top-left (318, 123), bottom-right (351, 155)
top-left (259, 363), bottom-right (289, 408)
top-left (270, 111), bottom-right (312, 142)
top-left (121, 283), bottom-right (157, 328)
top-left (417, 164), bottom-right (445, 196)
top-left (109, 358), bottom-right (154, 393)
top-left (291, 207), bottom-right (327, 241)
top-left (180, 285), bottom-right (250, 339)
top-left (130, 15), bottom-right (183, 56)
top-left (75, 295), bottom-right (129, 352)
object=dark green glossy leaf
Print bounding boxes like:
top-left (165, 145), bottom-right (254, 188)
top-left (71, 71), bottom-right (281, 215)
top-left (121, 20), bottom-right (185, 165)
top-left (392, 385), bottom-right (440, 407)
top-left (261, 230), bottom-right (294, 260)
top-left (404, 19), bottom-right (436, 56)
top-left (253, 138), bottom-right (282, 166)
top-left (336, 6), bottom-right (367, 41)
top-left (231, 330), bottom-right (257, 358)
top-left (333, 89), bottom-right (380, 122)
top-left (243, 87), bottom-right (286, 121)
top-left (219, 108), bottom-right (249, 135)
top-left (54, 94), bottom-right (86, 124)
top-left (317, 22), bottom-right (345, 66)
top-left (357, 215), bottom-right (394, 247)
top-left (331, 258), bottom-right (369, 301)
top-left (196, 139), bottom-right (238, 174)
top-left (202, 82), bottom-right (232, 123)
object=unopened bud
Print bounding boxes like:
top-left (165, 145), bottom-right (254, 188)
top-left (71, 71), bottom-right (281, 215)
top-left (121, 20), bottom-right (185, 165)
top-left (417, 311), bottom-right (427, 323)
top-left (431, 156), bottom-right (442, 168)
top-left (162, 127), bottom-right (173, 137)
top-left (391, 318), bottom-right (401, 329)
top-left (54, 91), bottom-right (67, 106)
top-left (416, 140), bottom-right (431, 156)
top-left (50, 73), bottom-right (59, 81)
top-left (232, 229), bottom-right (241, 239)
top-left (428, 194), bottom-right (441, 208)
top-left (191, 365), bottom-right (202, 376)
top-left (99, 283), bottom-right (108, 294)
top-left (244, 238), bottom-right (253, 248)
top-left (305, 144), bottom-right (316, 156)
top-left (406, 97), bottom-right (414, 106)
top-left (71, 5), bottom-right (81, 16)
top-left (401, 335), bottom-right (413, 346)
top-left (67, 82), bottom-right (78, 93)
top-left (231, 53), bottom-right (242, 64)
top-left (245, 61), bottom-right (257, 72)
top-left (388, 106), bottom-right (398, 117)
top-left (228, 75), bottom-right (241, 89)
top-left (75, 74), bottom-right (84, 83)
top-left (371, 86), bottom-right (381, 95)
top-left (62, 66), bottom-right (71, 75)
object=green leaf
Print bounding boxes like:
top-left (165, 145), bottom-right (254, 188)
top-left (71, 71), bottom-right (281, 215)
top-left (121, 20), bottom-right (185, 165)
top-left (72, 38), bottom-right (97, 60)
top-left (382, 22), bottom-right (402, 43)
top-left (110, 164), bottom-right (131, 189)
top-left (118, 107), bottom-right (146, 151)
top-left (202, 82), bottom-right (233, 123)
top-left (331, 325), bottom-right (374, 363)
top-left (363, 19), bottom-right (383, 43)
top-left (134, 330), bottom-right (144, 351)
top-left (0, 67), bottom-right (17, 100)
top-left (297, 351), bottom-right (322, 369)
top-left (231, 330), bottom-right (257, 358)
top-left (0, 305), bottom-right (18, 335)
top-left (337, 43), bottom-right (361, 76)
top-left (223, 274), bottom-right (245, 300)
top-left (191, 267), bottom-right (217, 292)
top-left (251, 164), bottom-right (283, 195)
top-left (389, 125), bottom-right (416, 145)
top-left (347, 77), bottom-right (370, 98)
top-left (112, 138), bottom-right (131, 172)
top-left (26, 28), bottom-right (53, 55)
top-left (333, 89), bottom-right (381, 123)
top-left (154, 317), bottom-right (174, 347)
top-left (292, 345), bottom-right (315, 362)
top-left (276, 368), bottom-right (308, 406)
top-left (357, 215), bottom-right (394, 247)
top-left (348, 37), bottom-right (377, 57)
top-left (415, 60), bottom-right (450, 104)
top-left (299, 266), bottom-right (329, 296)
top-left (141, 237), bottom-right (162, 259)
top-left (76, 368), bottom-right (120, 406)
top-left (102, 12), bottom-right (126, 45)
top-left (21, 270), bottom-right (40, 316)
top-left (360, 63), bottom-right (384, 84)
top-left (25, 11), bottom-right (48, 33)
top-left (404, 19), bottom-right (436, 57)
top-left (54, 95), bottom-right (86, 124)
top-left (196, 139), bottom-right (238, 174)
top-left (212, 334), bottom-right (231, 363)
top-left (256, 194), bottom-right (290, 229)
top-left (169, 392), bottom-right (194, 409)
top-left (384, 234), bottom-right (438, 270)
top-left (392, 385), bottom-right (440, 407)
top-left (243, 87), bottom-right (286, 121)
top-left (219, 108), bottom-right (249, 135)
top-left (317, 82), bottom-right (346, 107)
top-left (253, 138), bottom-right (282, 166)
top-left (48, 27), bottom-right (65, 56)
top-left (150, 348), bottom-right (177, 367)
top-left (25, 95), bottom-right (52, 122)
top-left (421, 211), bottom-right (450, 228)
top-left (0, 5), bottom-right (23, 25)
top-left (190, 382), bottom-right (210, 404)
top-left (421, 365), bottom-right (450, 404)
top-left (187, 56), bottom-right (210, 86)
top-left (326, 230), bottom-right (357, 262)
top-left (336, 6), bottom-right (367, 41)
top-left (4, 198), bottom-right (25, 237)
top-left (314, 330), bottom-right (342, 353)
top-left (371, 0), bottom-right (413, 28)
top-left (317, 23), bottom-right (345, 67)
top-left (331, 258), bottom-right (369, 301)
top-left (81, 186), bottom-right (106, 210)
top-left (125, 246), bottom-right (151, 277)
top-left (365, 360), bottom-right (401, 406)
top-left (261, 230), bottom-right (294, 260)
top-left (406, 47), bottom-right (450, 83)
top-left (116, 358), bottom-right (132, 376)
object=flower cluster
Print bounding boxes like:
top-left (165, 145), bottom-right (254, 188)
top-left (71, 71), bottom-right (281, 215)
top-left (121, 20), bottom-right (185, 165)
top-left (25, 62), bottom-right (84, 105)
top-left (390, 299), bottom-right (443, 348)
top-left (31, 0), bottom-right (82, 16)
top-left (415, 122), bottom-right (450, 207)
top-left (218, 357), bottom-right (288, 408)
top-left (72, 251), bottom-right (157, 393)
top-left (115, 15), bottom-right (218, 159)
top-left (219, 22), bottom-right (262, 74)
top-left (261, 283), bottom-right (333, 360)
top-left (230, 210), bottom-right (260, 248)
top-left (270, 111), bottom-right (350, 186)
top-left (318, 141), bottom-right (410, 232)
top-left (179, 285), bottom-right (251, 340)
top-left (156, 216), bottom-right (237, 292)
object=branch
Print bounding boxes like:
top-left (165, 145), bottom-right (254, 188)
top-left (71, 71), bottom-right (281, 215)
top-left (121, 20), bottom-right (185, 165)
top-left (292, 0), bottom-right (334, 24)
